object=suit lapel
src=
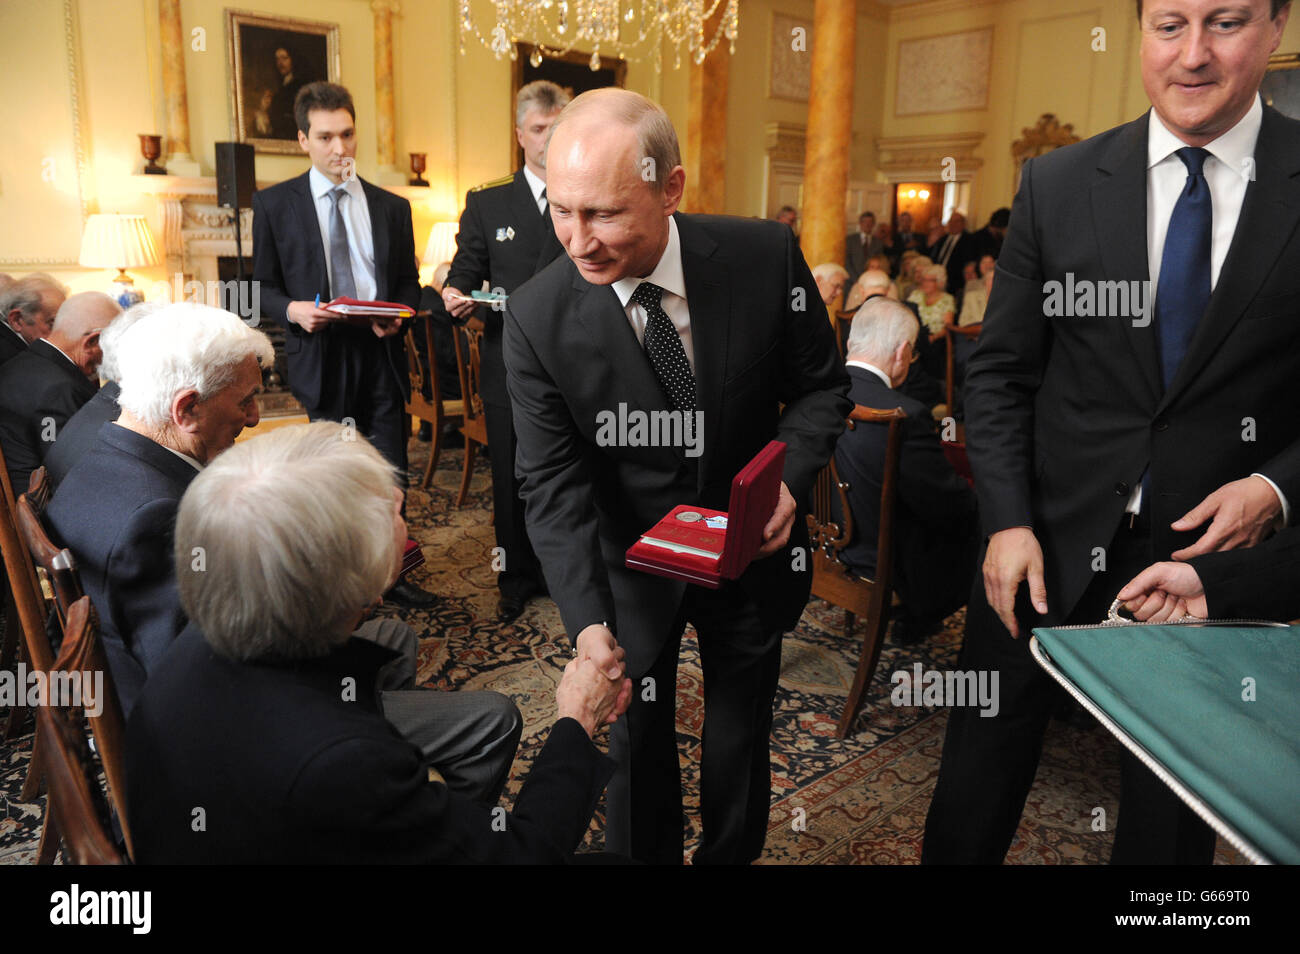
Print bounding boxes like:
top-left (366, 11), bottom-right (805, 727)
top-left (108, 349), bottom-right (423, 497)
top-left (509, 170), bottom-right (543, 249)
top-left (291, 172), bottom-right (330, 299)
top-left (570, 270), bottom-right (665, 417)
top-left (676, 214), bottom-right (729, 493)
top-left (361, 178), bottom-right (390, 301)
top-left (31, 340), bottom-right (95, 398)
top-left (1092, 113), bottom-right (1162, 406)
top-left (1159, 105), bottom-right (1300, 411)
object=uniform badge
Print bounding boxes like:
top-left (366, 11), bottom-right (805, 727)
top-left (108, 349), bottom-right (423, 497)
top-left (495, 226), bottom-right (516, 242)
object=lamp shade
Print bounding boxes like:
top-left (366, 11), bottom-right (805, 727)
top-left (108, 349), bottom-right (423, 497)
top-left (421, 221), bottom-right (459, 268)
top-left (79, 214), bottom-right (160, 269)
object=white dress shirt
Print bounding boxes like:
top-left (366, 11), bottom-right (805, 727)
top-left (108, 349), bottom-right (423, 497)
top-left (1137, 95), bottom-right (1287, 522)
top-left (309, 165), bottom-right (377, 302)
top-left (612, 217), bottom-right (694, 372)
top-left (522, 165), bottom-right (548, 216)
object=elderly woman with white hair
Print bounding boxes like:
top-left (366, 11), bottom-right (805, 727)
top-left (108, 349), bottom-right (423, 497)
top-left (906, 263), bottom-right (957, 340)
top-left (127, 422), bottom-right (632, 863)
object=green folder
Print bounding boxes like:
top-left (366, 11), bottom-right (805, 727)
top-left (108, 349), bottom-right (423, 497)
top-left (1031, 621), bottom-right (1300, 864)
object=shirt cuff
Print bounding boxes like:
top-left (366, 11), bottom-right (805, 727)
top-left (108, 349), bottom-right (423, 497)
top-left (1251, 473), bottom-right (1290, 527)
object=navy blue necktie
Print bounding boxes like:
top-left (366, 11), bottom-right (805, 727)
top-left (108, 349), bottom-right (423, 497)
top-left (1154, 147), bottom-right (1212, 390)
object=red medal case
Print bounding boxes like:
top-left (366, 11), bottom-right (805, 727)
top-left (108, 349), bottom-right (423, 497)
top-left (624, 440), bottom-right (786, 588)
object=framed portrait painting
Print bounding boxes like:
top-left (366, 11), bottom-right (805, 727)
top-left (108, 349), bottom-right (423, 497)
top-left (226, 10), bottom-right (341, 155)
top-left (1262, 53), bottom-right (1300, 121)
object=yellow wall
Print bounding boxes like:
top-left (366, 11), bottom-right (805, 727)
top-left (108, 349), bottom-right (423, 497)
top-left (6, 0), bottom-right (1300, 291)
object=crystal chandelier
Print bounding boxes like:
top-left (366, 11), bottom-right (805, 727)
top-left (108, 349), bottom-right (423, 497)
top-left (458, 1), bottom-right (739, 72)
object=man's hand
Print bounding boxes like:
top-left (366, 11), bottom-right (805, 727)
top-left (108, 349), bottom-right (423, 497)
top-left (556, 656), bottom-right (633, 738)
top-left (442, 285), bottom-right (476, 319)
top-left (1117, 562), bottom-right (1207, 621)
top-left (286, 300), bottom-right (336, 333)
top-left (1170, 475), bottom-right (1282, 560)
top-left (755, 481), bottom-right (796, 559)
top-left (370, 316), bottom-right (402, 339)
top-left (983, 526), bottom-right (1049, 639)
top-left (574, 623), bottom-right (625, 681)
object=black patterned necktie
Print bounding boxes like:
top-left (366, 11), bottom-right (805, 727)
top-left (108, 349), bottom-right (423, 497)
top-left (631, 280), bottom-right (695, 412)
top-left (327, 187), bottom-right (357, 299)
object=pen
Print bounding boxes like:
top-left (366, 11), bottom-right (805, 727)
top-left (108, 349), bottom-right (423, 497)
top-left (315, 293), bottom-right (320, 307)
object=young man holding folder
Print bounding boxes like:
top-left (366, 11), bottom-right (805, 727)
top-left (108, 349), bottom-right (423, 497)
top-left (253, 81), bottom-right (433, 608)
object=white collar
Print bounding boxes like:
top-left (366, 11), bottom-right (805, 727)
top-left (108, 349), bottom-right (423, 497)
top-left (1147, 94), bottom-right (1261, 181)
top-left (522, 165), bottom-right (546, 204)
top-left (613, 217), bottom-right (686, 308)
top-left (310, 164), bottom-right (363, 200)
top-left (846, 359), bottom-right (892, 390)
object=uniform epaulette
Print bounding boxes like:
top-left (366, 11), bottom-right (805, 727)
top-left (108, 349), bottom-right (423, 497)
top-left (470, 173), bottom-right (515, 193)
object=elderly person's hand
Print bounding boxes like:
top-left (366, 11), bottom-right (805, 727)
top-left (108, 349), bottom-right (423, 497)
top-left (556, 655), bottom-right (633, 737)
top-left (1117, 561), bottom-right (1207, 621)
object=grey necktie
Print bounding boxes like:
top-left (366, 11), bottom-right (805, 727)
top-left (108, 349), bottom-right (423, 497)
top-left (327, 186), bottom-right (357, 299)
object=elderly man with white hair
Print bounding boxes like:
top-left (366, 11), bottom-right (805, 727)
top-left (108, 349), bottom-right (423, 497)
top-left (835, 298), bottom-right (978, 643)
top-left (45, 302), bottom-right (269, 714)
top-left (43, 300), bottom-right (163, 490)
top-left (127, 422), bottom-right (630, 863)
top-left (0, 272), bottom-right (67, 367)
top-left (812, 262), bottom-right (850, 311)
top-left (0, 289), bottom-right (116, 492)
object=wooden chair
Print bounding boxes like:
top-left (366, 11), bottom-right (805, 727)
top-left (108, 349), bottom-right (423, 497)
top-left (944, 323), bottom-right (981, 413)
top-left (807, 404), bottom-right (907, 738)
top-left (0, 455), bottom-right (52, 750)
top-left (404, 310), bottom-right (465, 489)
top-left (16, 472), bottom-right (135, 861)
top-left (451, 316), bottom-right (490, 509)
top-left (34, 602), bottom-right (126, 865)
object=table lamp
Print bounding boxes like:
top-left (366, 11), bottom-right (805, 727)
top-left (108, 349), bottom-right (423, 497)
top-left (79, 213), bottom-right (160, 306)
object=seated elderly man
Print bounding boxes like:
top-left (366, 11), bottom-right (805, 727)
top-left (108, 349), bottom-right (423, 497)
top-left (46, 303), bottom-right (267, 713)
top-left (835, 298), bottom-right (978, 643)
top-left (44, 301), bottom-right (161, 490)
top-left (0, 272), bottom-right (67, 368)
top-left (50, 303), bottom-right (521, 799)
top-left (127, 422), bottom-right (632, 863)
top-left (813, 263), bottom-right (850, 312)
top-left (0, 290), bottom-right (115, 491)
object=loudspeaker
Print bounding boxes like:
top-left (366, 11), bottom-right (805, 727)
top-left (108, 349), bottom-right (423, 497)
top-left (215, 142), bottom-right (256, 210)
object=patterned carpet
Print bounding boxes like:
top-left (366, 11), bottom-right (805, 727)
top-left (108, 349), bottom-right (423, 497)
top-left (0, 432), bottom-right (1245, 864)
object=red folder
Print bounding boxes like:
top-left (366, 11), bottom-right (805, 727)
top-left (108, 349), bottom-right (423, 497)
top-left (625, 440), bottom-right (787, 588)
top-left (322, 296), bottom-right (413, 324)
top-left (400, 539), bottom-right (425, 578)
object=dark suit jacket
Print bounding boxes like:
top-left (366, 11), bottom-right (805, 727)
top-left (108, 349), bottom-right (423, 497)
top-left (43, 380), bottom-right (120, 491)
top-left (0, 339), bottom-right (97, 493)
top-left (445, 169), bottom-right (565, 407)
top-left (845, 231), bottom-right (883, 283)
top-left (0, 326), bottom-right (25, 368)
top-left (966, 105), bottom-right (1300, 622)
top-left (505, 212), bottom-right (852, 675)
top-left (45, 424), bottom-right (196, 715)
top-left (928, 231), bottom-right (978, 295)
top-left (127, 626), bottom-right (615, 863)
top-left (836, 367), bottom-right (978, 617)
top-left (252, 171), bottom-right (421, 410)
top-left (1189, 526), bottom-right (1300, 622)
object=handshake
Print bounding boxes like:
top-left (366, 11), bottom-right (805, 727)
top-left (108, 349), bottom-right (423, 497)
top-left (555, 623), bottom-right (632, 738)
